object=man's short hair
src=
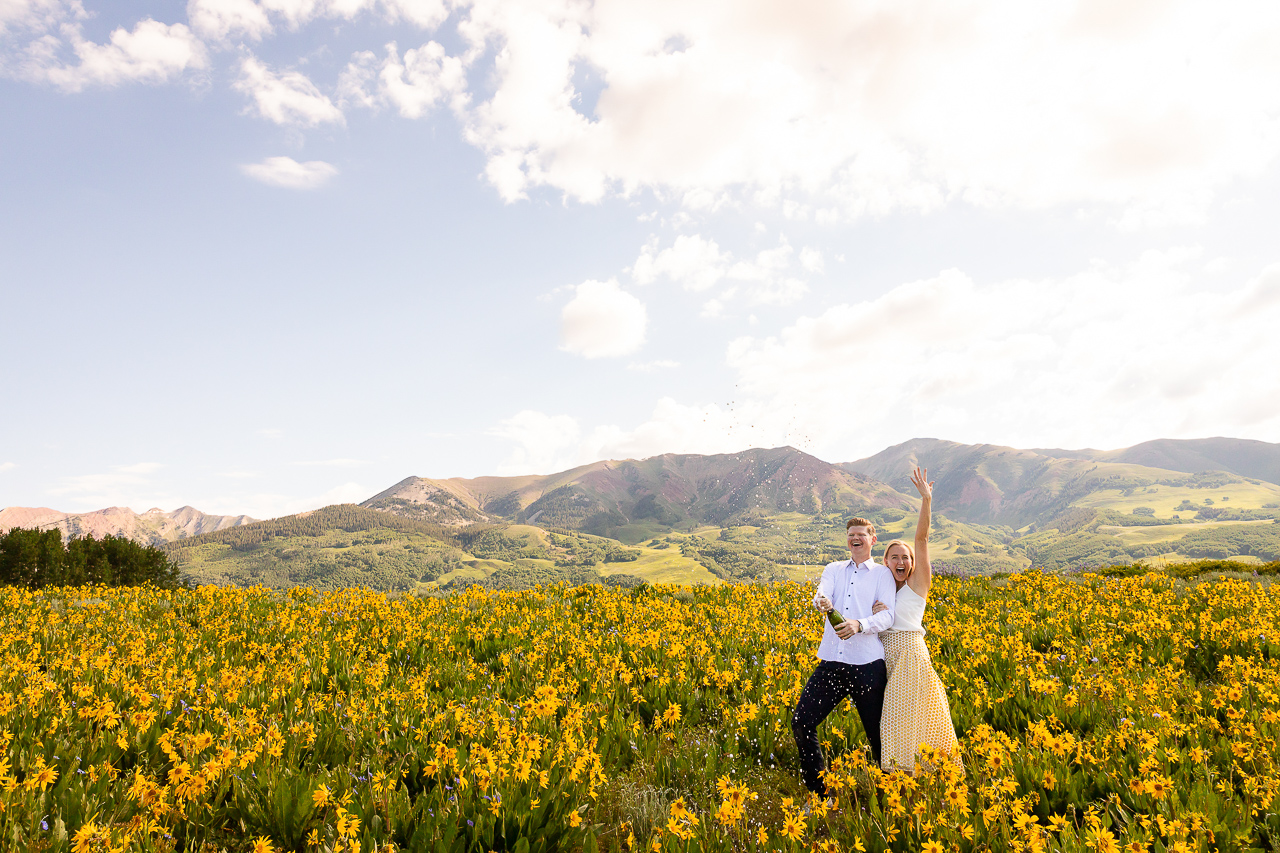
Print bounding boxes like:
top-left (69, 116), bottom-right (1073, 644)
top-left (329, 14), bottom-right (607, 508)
top-left (846, 516), bottom-right (876, 535)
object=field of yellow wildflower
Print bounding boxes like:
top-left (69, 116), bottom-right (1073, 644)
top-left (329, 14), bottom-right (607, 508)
top-left (3, 572), bottom-right (1279, 852)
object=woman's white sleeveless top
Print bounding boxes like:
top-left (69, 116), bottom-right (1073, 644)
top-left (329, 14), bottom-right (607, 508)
top-left (891, 584), bottom-right (927, 634)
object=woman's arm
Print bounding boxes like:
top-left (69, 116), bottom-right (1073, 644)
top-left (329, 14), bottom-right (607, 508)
top-left (910, 466), bottom-right (933, 597)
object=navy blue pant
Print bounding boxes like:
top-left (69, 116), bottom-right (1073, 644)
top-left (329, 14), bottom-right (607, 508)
top-left (791, 659), bottom-right (887, 794)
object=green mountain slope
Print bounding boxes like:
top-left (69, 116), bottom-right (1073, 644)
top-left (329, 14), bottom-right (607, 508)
top-left (843, 438), bottom-right (1280, 528)
top-left (162, 504), bottom-right (722, 590)
top-left (364, 446), bottom-right (913, 541)
top-left (161, 439), bottom-right (1280, 589)
top-left (844, 438), bottom-right (1280, 571)
top-left (1035, 437), bottom-right (1280, 485)
top-left (164, 505), bottom-right (465, 590)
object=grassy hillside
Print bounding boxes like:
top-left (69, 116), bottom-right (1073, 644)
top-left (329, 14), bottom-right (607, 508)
top-left (167, 501), bottom-right (1280, 589)
top-left (165, 505), bottom-right (720, 591)
top-left (363, 446), bottom-right (914, 538)
top-left (1101, 436), bottom-right (1280, 483)
top-left (842, 438), bottom-right (1272, 528)
top-left (164, 441), bottom-right (1280, 590)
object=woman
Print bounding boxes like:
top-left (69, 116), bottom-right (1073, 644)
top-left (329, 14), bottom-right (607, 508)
top-left (875, 466), bottom-right (961, 773)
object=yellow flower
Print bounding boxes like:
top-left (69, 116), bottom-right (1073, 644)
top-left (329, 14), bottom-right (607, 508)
top-left (30, 763), bottom-right (58, 791)
top-left (569, 811), bottom-right (582, 828)
top-left (1089, 828), bottom-right (1120, 853)
top-left (312, 784), bottom-right (331, 808)
top-left (252, 837), bottom-right (276, 853)
top-left (72, 821), bottom-right (102, 853)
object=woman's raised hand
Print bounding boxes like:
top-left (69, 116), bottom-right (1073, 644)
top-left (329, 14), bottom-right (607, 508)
top-left (911, 466), bottom-right (934, 500)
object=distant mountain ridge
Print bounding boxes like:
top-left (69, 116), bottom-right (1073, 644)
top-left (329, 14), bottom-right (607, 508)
top-left (0, 505), bottom-right (257, 546)
top-left (1033, 437), bottom-right (1280, 485)
top-left (363, 446), bottom-right (912, 539)
top-left (843, 437), bottom-right (1280, 527)
top-left (8, 437), bottom-right (1278, 564)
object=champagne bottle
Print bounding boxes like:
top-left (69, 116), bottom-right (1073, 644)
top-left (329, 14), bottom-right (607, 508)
top-left (826, 607), bottom-right (845, 628)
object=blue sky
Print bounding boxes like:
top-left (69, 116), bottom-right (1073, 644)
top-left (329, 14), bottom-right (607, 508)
top-left (3, 0), bottom-right (1280, 519)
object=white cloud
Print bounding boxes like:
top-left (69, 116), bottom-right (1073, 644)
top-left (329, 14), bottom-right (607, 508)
top-left (799, 246), bottom-right (824, 274)
top-left (517, 253), bottom-right (1280, 469)
top-left (22, 18), bottom-right (207, 91)
top-left (559, 278), bottom-right (646, 358)
top-left (452, 0), bottom-right (1280, 224)
top-left (294, 458), bottom-right (365, 467)
top-left (338, 40), bottom-right (467, 118)
top-left (187, 0), bottom-right (271, 41)
top-left (488, 410), bottom-right (581, 475)
top-left (581, 398), bottom-right (779, 462)
top-left (48, 461), bottom-right (167, 508)
top-left (631, 233), bottom-right (808, 308)
top-left (0, 0), bottom-right (78, 36)
top-left (0, 462), bottom-right (15, 473)
top-left (6, 0), bottom-right (1279, 225)
top-left (726, 237), bottom-right (808, 305)
top-left (222, 481), bottom-right (372, 520)
top-left (234, 56), bottom-right (344, 126)
top-left (627, 359), bottom-right (679, 372)
top-left (241, 156), bottom-right (338, 189)
top-left (378, 40), bottom-right (466, 117)
top-left (720, 252), bottom-right (1280, 457)
top-left (631, 234), bottom-right (729, 291)
top-left (116, 462), bottom-right (163, 474)
top-left (255, 0), bottom-right (448, 30)
top-left (489, 400), bottom-right (782, 475)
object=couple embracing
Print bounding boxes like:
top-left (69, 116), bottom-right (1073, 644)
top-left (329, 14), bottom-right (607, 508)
top-left (791, 467), bottom-right (959, 795)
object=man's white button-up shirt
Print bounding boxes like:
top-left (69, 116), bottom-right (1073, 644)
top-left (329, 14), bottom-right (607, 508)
top-left (812, 559), bottom-right (898, 665)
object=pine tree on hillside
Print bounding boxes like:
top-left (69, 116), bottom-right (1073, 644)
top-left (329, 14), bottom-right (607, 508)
top-left (0, 528), bottom-right (185, 589)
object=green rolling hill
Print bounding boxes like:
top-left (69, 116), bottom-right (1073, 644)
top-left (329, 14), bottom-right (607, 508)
top-left (363, 446), bottom-right (913, 541)
top-left (843, 437), bottom-right (1280, 570)
top-left (162, 438), bottom-right (1280, 590)
top-left (1042, 436), bottom-right (1280, 484)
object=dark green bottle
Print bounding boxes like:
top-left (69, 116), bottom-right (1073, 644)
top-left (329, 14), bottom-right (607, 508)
top-left (826, 608), bottom-right (844, 628)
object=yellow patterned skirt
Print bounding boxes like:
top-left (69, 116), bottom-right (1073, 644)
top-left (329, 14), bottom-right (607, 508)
top-left (880, 630), bottom-right (961, 773)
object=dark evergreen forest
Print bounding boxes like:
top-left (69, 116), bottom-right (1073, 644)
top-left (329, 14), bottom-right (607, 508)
top-left (0, 528), bottom-right (183, 588)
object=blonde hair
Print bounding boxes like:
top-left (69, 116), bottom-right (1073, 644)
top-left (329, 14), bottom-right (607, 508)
top-left (846, 516), bottom-right (876, 535)
top-left (882, 539), bottom-right (915, 577)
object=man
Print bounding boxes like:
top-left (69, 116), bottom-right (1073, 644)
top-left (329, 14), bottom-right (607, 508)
top-left (791, 516), bottom-right (897, 796)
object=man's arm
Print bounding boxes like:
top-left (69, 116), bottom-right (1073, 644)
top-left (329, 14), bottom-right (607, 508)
top-left (859, 571), bottom-right (897, 633)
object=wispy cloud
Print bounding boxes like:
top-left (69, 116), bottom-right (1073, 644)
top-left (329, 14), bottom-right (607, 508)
top-left (210, 482), bottom-right (373, 520)
top-left (241, 156), bottom-right (338, 189)
top-left (116, 462), bottom-right (162, 474)
top-left (47, 462), bottom-right (168, 510)
top-left (488, 410), bottom-right (581, 475)
top-left (20, 18), bottom-right (207, 92)
top-left (294, 458), bottom-right (366, 468)
top-left (559, 280), bottom-right (647, 359)
top-left (0, 462), bottom-right (15, 473)
top-left (234, 56), bottom-right (344, 126)
top-left (627, 360), bottom-right (680, 373)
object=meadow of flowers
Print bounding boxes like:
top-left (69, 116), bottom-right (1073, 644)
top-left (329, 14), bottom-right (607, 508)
top-left (2, 571), bottom-right (1279, 852)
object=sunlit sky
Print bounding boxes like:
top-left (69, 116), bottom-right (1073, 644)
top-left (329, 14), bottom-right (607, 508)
top-left (3, 0), bottom-right (1280, 519)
